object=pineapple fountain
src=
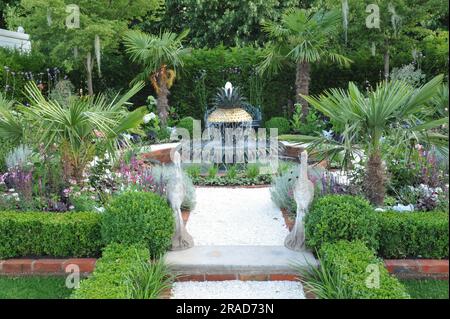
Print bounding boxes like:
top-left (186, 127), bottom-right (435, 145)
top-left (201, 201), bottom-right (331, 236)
top-left (206, 82), bottom-right (256, 130)
top-left (202, 82), bottom-right (265, 165)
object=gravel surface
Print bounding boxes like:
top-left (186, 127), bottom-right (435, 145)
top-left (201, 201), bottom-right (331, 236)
top-left (171, 280), bottom-right (305, 299)
top-left (187, 187), bottom-right (289, 245)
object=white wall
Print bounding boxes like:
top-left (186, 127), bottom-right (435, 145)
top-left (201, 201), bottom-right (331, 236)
top-left (0, 28), bottom-right (31, 53)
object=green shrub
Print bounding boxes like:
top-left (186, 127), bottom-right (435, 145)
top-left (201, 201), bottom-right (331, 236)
top-left (124, 254), bottom-right (174, 299)
top-left (101, 191), bottom-right (174, 258)
top-left (245, 164), bottom-right (259, 179)
top-left (264, 117), bottom-right (290, 135)
top-left (305, 195), bottom-right (379, 251)
top-left (320, 241), bottom-right (410, 299)
top-left (377, 211), bottom-right (449, 259)
top-left (0, 211), bottom-right (102, 258)
top-left (207, 165), bottom-right (218, 179)
top-left (176, 116), bottom-right (196, 137)
top-left (72, 243), bottom-right (149, 299)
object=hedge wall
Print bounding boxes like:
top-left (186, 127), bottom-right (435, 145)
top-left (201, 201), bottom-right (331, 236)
top-left (72, 243), bottom-right (148, 299)
top-left (0, 211), bottom-right (102, 258)
top-left (377, 211), bottom-right (449, 259)
top-left (320, 240), bottom-right (410, 299)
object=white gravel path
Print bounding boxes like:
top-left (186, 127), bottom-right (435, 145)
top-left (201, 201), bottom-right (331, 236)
top-left (171, 280), bottom-right (305, 299)
top-left (187, 187), bottom-right (289, 245)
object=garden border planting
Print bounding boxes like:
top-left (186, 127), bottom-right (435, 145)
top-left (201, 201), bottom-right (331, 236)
top-left (0, 211), bottom-right (103, 259)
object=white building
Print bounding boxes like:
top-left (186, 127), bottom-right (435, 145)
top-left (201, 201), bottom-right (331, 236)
top-left (0, 27), bottom-right (31, 53)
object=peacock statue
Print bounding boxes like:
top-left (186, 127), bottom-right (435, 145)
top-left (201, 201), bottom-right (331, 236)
top-left (167, 151), bottom-right (194, 250)
top-left (285, 150), bottom-right (314, 251)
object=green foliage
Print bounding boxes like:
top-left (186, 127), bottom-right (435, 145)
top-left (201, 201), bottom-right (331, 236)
top-left (176, 116), bottom-right (196, 137)
top-left (0, 276), bottom-right (71, 299)
top-left (124, 254), bottom-right (174, 299)
top-left (72, 243), bottom-right (152, 299)
top-left (143, 0), bottom-right (302, 48)
top-left (8, 0), bottom-right (162, 94)
top-left (207, 165), bottom-right (218, 179)
top-left (401, 279), bottom-right (449, 299)
top-left (319, 240), bottom-right (410, 299)
top-left (101, 191), bottom-right (174, 258)
top-left (0, 211), bottom-right (102, 258)
top-left (185, 164), bottom-right (201, 179)
top-left (301, 75), bottom-right (447, 169)
top-left (225, 165), bottom-right (237, 179)
top-left (377, 211), bottom-right (449, 259)
top-left (264, 117), bottom-right (290, 135)
top-left (0, 81), bottom-right (146, 181)
top-left (295, 252), bottom-right (353, 299)
top-left (259, 8), bottom-right (351, 75)
top-left (191, 174), bottom-right (272, 187)
top-left (305, 195), bottom-right (379, 251)
top-left (291, 105), bottom-right (326, 135)
top-left (245, 164), bottom-right (259, 179)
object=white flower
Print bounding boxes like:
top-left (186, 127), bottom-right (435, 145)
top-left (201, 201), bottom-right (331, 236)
top-left (143, 112), bottom-right (156, 124)
top-left (8, 188), bottom-right (15, 192)
top-left (322, 129), bottom-right (333, 140)
top-left (69, 205), bottom-right (75, 210)
top-left (12, 193), bottom-right (19, 197)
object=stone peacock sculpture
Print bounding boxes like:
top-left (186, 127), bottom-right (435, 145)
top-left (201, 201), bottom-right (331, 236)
top-left (167, 151), bottom-right (194, 250)
top-left (285, 150), bottom-right (314, 251)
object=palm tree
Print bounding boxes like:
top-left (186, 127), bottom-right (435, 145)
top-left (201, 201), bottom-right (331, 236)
top-left (0, 81), bottom-right (146, 182)
top-left (297, 75), bottom-right (447, 206)
top-left (123, 30), bottom-right (190, 125)
top-left (258, 8), bottom-right (352, 119)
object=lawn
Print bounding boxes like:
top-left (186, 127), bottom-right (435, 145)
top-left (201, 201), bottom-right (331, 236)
top-left (0, 276), bottom-right (72, 299)
top-left (401, 279), bottom-right (449, 299)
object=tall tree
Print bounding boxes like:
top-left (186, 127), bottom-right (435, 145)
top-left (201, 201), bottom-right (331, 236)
top-left (6, 0), bottom-right (162, 95)
top-left (141, 0), bottom-right (310, 48)
top-left (123, 30), bottom-right (190, 126)
top-left (259, 8), bottom-right (351, 118)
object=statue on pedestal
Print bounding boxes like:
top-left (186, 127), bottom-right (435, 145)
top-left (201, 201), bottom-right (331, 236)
top-left (167, 151), bottom-right (194, 250)
top-left (285, 150), bottom-right (314, 251)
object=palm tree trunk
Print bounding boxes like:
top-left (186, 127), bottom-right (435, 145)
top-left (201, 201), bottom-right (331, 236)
top-left (157, 79), bottom-right (170, 126)
top-left (364, 149), bottom-right (386, 206)
top-left (296, 61), bottom-right (310, 121)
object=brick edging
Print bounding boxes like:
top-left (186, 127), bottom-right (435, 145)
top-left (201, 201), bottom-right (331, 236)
top-left (0, 258), bottom-right (96, 275)
top-left (384, 259), bottom-right (449, 279)
top-left (1, 258), bottom-right (448, 279)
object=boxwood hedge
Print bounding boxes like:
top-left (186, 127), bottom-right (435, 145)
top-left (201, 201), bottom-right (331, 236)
top-left (377, 211), bottom-right (449, 259)
top-left (320, 240), bottom-right (410, 299)
top-left (0, 211), bottom-right (102, 259)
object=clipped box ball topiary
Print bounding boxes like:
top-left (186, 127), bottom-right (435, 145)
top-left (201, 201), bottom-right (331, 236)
top-left (101, 191), bottom-right (175, 258)
top-left (264, 117), bottom-right (290, 135)
top-left (305, 195), bottom-right (379, 251)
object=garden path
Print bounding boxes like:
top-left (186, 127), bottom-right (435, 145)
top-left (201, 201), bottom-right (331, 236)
top-left (171, 280), bottom-right (305, 299)
top-left (186, 187), bottom-right (289, 245)
top-left (168, 186), bottom-right (312, 299)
